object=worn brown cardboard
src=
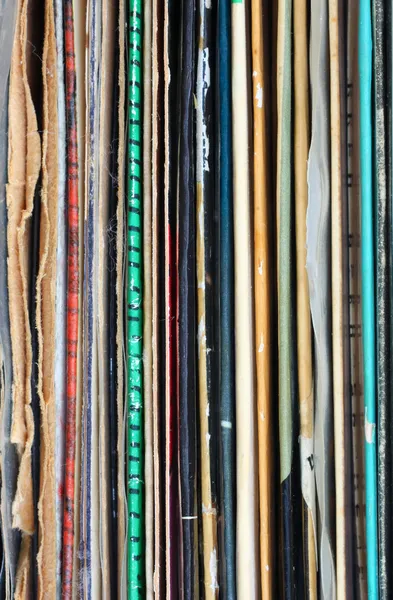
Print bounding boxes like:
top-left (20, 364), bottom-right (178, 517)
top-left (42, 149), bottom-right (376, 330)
top-left (35, 0), bottom-right (59, 595)
top-left (9, 0), bottom-right (41, 545)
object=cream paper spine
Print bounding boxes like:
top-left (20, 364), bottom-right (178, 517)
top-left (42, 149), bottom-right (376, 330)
top-left (36, 0), bottom-right (59, 593)
top-left (231, 0), bottom-right (259, 597)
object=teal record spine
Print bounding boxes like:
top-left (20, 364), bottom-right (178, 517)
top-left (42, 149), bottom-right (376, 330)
top-left (359, 0), bottom-right (379, 597)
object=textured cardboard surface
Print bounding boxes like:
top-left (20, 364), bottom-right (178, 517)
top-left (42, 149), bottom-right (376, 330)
top-left (8, 0), bottom-right (41, 552)
top-left (36, 0), bottom-right (59, 595)
top-left (0, 1), bottom-right (20, 596)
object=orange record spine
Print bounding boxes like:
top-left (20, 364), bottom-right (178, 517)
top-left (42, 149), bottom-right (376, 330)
top-left (251, 0), bottom-right (274, 595)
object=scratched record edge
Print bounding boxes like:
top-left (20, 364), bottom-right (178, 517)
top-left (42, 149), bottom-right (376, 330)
top-left (373, 0), bottom-right (392, 595)
top-left (217, 0), bottom-right (236, 597)
top-left (177, 0), bottom-right (198, 593)
top-left (388, 0), bottom-right (393, 581)
top-left (164, 0), bottom-right (180, 595)
top-left (107, 16), bottom-right (120, 597)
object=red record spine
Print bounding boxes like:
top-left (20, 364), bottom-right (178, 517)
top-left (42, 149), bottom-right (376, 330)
top-left (62, 1), bottom-right (79, 597)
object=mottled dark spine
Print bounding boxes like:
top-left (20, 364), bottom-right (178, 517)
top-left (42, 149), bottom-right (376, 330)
top-left (218, 0), bottom-right (236, 597)
top-left (177, 0), bottom-right (198, 593)
top-left (373, 0), bottom-right (391, 596)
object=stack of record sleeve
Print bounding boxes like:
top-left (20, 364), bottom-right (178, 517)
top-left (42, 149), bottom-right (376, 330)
top-left (0, 0), bottom-right (391, 598)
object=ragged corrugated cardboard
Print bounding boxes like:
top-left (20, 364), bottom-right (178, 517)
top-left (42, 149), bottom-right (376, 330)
top-left (6, 0), bottom-right (27, 456)
top-left (0, 1), bottom-right (20, 596)
top-left (36, 0), bottom-right (59, 595)
top-left (9, 0), bottom-right (41, 543)
top-left (14, 535), bottom-right (31, 600)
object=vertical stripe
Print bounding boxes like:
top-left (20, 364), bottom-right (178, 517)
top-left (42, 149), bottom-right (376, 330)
top-left (359, 0), bottom-right (379, 596)
top-left (127, 1), bottom-right (144, 596)
top-left (62, 2), bottom-right (80, 598)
